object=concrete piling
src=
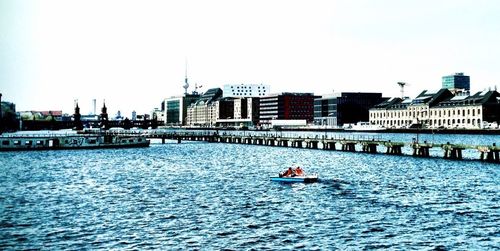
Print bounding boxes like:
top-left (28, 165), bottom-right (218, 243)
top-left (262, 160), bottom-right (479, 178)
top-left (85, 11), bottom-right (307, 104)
top-left (137, 131), bottom-right (498, 163)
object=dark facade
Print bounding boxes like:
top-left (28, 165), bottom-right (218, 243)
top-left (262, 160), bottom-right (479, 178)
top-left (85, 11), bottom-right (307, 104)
top-left (314, 92), bottom-right (386, 126)
top-left (442, 72), bottom-right (470, 91)
top-left (250, 98), bottom-right (260, 125)
top-left (1, 99), bottom-right (18, 133)
top-left (217, 98), bottom-right (235, 120)
top-left (482, 91), bottom-right (500, 123)
top-left (259, 93), bottom-right (315, 125)
top-left (165, 99), bottom-right (180, 124)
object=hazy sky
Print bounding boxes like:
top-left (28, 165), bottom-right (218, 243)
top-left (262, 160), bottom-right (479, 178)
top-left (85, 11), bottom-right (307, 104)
top-left (1, 0), bottom-right (500, 116)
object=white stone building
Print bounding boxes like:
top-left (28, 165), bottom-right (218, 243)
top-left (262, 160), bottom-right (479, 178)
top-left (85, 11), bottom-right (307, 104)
top-left (370, 89), bottom-right (500, 129)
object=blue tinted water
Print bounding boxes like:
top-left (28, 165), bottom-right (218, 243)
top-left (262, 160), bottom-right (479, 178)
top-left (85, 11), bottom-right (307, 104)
top-left (0, 134), bottom-right (499, 250)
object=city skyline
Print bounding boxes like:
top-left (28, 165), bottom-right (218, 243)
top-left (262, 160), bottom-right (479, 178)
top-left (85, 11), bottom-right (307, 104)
top-left (2, 0), bottom-right (500, 116)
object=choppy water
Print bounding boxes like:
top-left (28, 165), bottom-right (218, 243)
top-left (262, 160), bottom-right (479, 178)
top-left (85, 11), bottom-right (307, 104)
top-left (1, 135), bottom-right (499, 250)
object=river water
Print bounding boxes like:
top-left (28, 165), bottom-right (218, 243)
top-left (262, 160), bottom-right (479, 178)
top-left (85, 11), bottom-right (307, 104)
top-left (0, 132), bottom-right (499, 250)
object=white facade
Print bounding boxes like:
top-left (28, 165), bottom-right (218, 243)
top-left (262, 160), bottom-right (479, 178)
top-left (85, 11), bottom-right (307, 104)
top-left (370, 97), bottom-right (485, 129)
top-left (234, 99), bottom-right (243, 119)
top-left (151, 108), bottom-right (164, 122)
top-left (427, 105), bottom-right (482, 128)
top-left (223, 84), bottom-right (270, 97)
top-left (186, 101), bottom-right (218, 127)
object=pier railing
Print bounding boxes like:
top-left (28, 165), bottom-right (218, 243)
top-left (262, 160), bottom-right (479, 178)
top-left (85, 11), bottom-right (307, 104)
top-left (3, 130), bottom-right (497, 163)
top-left (138, 130), bottom-right (499, 163)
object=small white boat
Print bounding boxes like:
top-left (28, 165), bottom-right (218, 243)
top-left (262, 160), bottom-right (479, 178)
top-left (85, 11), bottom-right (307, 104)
top-left (344, 122), bottom-right (386, 131)
top-left (270, 174), bottom-right (319, 183)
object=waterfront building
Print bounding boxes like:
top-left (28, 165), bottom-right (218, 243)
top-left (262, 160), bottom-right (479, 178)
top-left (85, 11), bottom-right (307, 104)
top-left (164, 94), bottom-right (200, 126)
top-left (186, 88), bottom-right (223, 126)
top-left (222, 84), bottom-right (270, 98)
top-left (1, 97), bottom-right (18, 132)
top-left (151, 108), bottom-right (164, 123)
top-left (370, 89), bottom-right (453, 128)
top-left (314, 92), bottom-right (386, 127)
top-left (18, 110), bottom-right (63, 121)
top-left (369, 97), bottom-right (408, 128)
top-left (430, 90), bottom-right (500, 129)
top-left (442, 72), bottom-right (470, 92)
top-left (216, 97), bottom-right (260, 128)
top-left (370, 89), bottom-right (500, 129)
top-left (259, 93), bottom-right (315, 127)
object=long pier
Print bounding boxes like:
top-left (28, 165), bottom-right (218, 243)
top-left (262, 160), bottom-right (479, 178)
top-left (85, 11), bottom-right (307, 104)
top-left (119, 130), bottom-right (499, 163)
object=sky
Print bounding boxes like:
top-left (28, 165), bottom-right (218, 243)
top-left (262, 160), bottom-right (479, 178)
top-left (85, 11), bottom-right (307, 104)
top-left (1, 0), bottom-right (500, 117)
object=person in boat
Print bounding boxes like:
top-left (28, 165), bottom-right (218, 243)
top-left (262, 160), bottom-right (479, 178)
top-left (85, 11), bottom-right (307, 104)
top-left (280, 167), bottom-right (293, 177)
top-left (295, 166), bottom-right (304, 176)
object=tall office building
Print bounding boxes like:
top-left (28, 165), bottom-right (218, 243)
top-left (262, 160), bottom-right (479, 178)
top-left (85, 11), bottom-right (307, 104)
top-left (442, 73), bottom-right (470, 92)
top-left (314, 92), bottom-right (386, 127)
top-left (164, 94), bottom-right (200, 126)
top-left (259, 93), bottom-right (315, 126)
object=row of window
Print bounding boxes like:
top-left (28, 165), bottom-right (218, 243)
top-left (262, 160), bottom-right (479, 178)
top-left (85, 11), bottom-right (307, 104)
top-left (375, 118), bottom-right (481, 127)
top-left (231, 85), bottom-right (266, 89)
top-left (3, 140), bottom-right (46, 146)
top-left (371, 107), bottom-right (482, 119)
top-left (232, 93), bottom-right (267, 96)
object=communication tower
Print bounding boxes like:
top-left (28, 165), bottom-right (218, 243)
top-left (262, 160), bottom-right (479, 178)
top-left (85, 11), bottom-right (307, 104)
top-left (183, 60), bottom-right (189, 95)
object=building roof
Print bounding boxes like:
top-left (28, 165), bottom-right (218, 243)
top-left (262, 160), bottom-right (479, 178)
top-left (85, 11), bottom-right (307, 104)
top-left (411, 89), bottom-right (453, 107)
top-left (438, 90), bottom-right (499, 107)
top-left (39, 111), bottom-right (63, 116)
top-left (372, 97), bottom-right (403, 109)
top-left (194, 88), bottom-right (223, 106)
top-left (265, 92), bottom-right (315, 97)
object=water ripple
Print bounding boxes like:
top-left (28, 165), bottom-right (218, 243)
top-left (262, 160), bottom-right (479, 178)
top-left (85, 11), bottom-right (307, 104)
top-left (0, 140), bottom-right (499, 249)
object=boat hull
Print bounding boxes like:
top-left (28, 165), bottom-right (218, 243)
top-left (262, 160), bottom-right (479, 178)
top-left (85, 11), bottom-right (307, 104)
top-left (270, 175), bottom-right (318, 183)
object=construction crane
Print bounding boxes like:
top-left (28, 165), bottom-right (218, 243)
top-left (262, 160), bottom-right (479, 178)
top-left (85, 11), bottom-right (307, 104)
top-left (397, 82), bottom-right (407, 99)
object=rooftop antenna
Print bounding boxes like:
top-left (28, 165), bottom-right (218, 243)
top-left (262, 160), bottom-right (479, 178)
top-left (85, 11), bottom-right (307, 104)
top-left (193, 83), bottom-right (203, 95)
top-left (183, 59), bottom-right (189, 95)
top-left (397, 82), bottom-right (407, 99)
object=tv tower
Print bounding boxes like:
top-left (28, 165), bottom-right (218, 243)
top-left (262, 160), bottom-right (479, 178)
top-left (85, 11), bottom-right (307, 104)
top-left (183, 59), bottom-right (189, 95)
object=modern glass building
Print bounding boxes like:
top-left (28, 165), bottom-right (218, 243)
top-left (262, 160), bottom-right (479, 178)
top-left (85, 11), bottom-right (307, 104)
top-left (314, 92), bottom-right (386, 127)
top-left (442, 72), bottom-right (470, 91)
top-left (164, 94), bottom-right (200, 126)
top-left (314, 93), bottom-right (340, 127)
